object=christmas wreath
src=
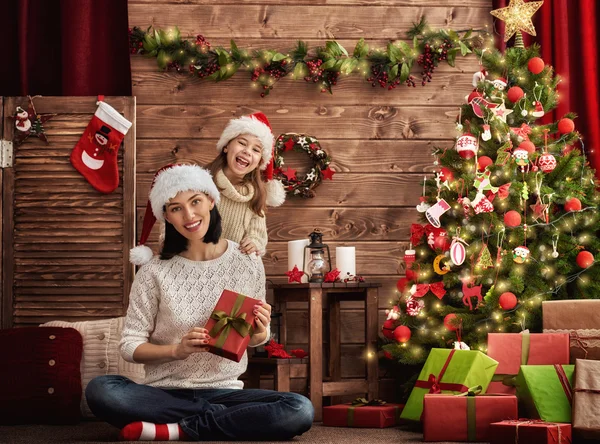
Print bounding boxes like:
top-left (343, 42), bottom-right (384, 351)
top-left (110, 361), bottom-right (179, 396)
top-left (274, 133), bottom-right (335, 198)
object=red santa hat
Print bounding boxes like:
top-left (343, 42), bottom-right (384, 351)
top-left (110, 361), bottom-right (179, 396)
top-left (216, 112), bottom-right (285, 207)
top-left (129, 164), bottom-right (221, 266)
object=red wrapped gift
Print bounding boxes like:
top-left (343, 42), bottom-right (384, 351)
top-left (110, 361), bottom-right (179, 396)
top-left (322, 398), bottom-right (404, 428)
top-left (487, 333), bottom-right (570, 394)
top-left (423, 390), bottom-right (518, 442)
top-left (204, 290), bottom-right (259, 362)
top-left (489, 420), bottom-right (571, 444)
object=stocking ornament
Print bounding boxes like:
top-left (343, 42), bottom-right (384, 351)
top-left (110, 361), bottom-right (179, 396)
top-left (425, 199), bottom-right (451, 228)
top-left (481, 124), bottom-right (492, 141)
top-left (70, 100), bottom-right (132, 193)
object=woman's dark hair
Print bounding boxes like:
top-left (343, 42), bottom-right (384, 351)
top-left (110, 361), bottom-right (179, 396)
top-left (160, 204), bottom-right (222, 260)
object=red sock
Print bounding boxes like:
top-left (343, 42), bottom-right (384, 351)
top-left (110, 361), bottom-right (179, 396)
top-left (119, 421), bottom-right (188, 441)
top-left (70, 100), bottom-right (132, 194)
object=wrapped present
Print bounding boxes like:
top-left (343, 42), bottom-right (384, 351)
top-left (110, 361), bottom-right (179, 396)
top-left (573, 358), bottom-right (600, 440)
top-left (487, 332), bottom-right (570, 394)
top-left (516, 364), bottom-right (574, 423)
top-left (204, 290), bottom-right (259, 362)
top-left (422, 387), bottom-right (518, 442)
top-left (400, 348), bottom-right (498, 421)
top-left (543, 299), bottom-right (600, 363)
top-left (489, 420), bottom-right (571, 444)
top-left (322, 398), bottom-right (403, 428)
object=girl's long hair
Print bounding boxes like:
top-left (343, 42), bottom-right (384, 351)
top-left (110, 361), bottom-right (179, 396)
top-left (160, 205), bottom-right (222, 260)
top-left (207, 150), bottom-right (267, 217)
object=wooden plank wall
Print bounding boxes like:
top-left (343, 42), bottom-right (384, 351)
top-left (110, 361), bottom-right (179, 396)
top-left (128, 0), bottom-right (492, 398)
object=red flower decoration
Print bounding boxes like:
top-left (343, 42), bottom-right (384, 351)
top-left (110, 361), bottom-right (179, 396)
top-left (285, 265), bottom-right (304, 283)
top-left (265, 340), bottom-right (293, 358)
top-left (324, 268), bottom-right (341, 283)
top-left (290, 349), bottom-right (308, 359)
top-left (321, 167), bottom-right (335, 180)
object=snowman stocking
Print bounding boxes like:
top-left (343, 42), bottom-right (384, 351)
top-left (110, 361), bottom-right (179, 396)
top-left (70, 101), bottom-right (132, 193)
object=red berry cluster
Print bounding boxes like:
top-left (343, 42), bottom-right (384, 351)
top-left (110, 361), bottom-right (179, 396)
top-left (167, 62), bottom-right (184, 73)
top-left (303, 59), bottom-right (340, 93)
top-left (367, 65), bottom-right (416, 90)
top-left (189, 62), bottom-right (219, 78)
top-left (251, 60), bottom-right (289, 97)
top-left (128, 28), bottom-right (144, 54)
top-left (195, 35), bottom-right (211, 52)
top-left (417, 40), bottom-right (451, 86)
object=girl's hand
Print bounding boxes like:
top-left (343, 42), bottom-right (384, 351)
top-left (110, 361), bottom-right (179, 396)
top-left (253, 301), bottom-right (272, 335)
top-left (173, 327), bottom-right (210, 360)
top-left (240, 238), bottom-right (259, 255)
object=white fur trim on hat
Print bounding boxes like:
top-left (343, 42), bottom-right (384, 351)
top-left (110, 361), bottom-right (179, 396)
top-left (149, 165), bottom-right (220, 222)
top-left (216, 115), bottom-right (274, 170)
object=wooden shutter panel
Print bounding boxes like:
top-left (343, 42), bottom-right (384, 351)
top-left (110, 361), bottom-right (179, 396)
top-left (1, 97), bottom-right (136, 327)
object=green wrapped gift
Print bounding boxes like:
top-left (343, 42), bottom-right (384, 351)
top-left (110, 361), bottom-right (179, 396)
top-left (516, 364), bottom-right (574, 423)
top-left (400, 348), bottom-right (498, 422)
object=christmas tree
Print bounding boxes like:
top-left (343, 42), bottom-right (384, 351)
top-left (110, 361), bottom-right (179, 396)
top-left (383, 3), bottom-right (600, 365)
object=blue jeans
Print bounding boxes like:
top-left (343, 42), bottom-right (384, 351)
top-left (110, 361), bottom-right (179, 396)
top-left (86, 375), bottom-right (314, 441)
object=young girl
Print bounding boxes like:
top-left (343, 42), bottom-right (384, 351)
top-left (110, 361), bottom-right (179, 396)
top-left (87, 164), bottom-right (313, 441)
top-left (207, 112), bottom-right (285, 256)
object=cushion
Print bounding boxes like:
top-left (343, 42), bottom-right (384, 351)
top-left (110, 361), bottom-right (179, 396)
top-left (41, 317), bottom-right (145, 417)
top-left (0, 326), bottom-right (83, 424)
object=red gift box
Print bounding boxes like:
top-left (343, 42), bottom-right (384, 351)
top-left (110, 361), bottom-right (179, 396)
top-left (204, 290), bottom-right (260, 362)
top-left (423, 392), bottom-right (517, 442)
top-left (490, 420), bottom-right (571, 444)
top-left (322, 400), bottom-right (404, 428)
top-left (487, 333), bottom-right (570, 394)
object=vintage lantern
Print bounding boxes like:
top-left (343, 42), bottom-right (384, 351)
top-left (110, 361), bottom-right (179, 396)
top-left (303, 229), bottom-right (332, 283)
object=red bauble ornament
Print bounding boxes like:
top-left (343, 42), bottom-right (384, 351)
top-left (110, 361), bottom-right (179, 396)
top-left (443, 313), bottom-right (459, 331)
top-left (456, 133), bottom-right (478, 159)
top-left (507, 86), bottom-right (524, 103)
top-left (528, 57), bottom-right (545, 74)
top-left (396, 277), bottom-right (409, 293)
top-left (382, 319), bottom-right (396, 340)
top-left (433, 235), bottom-right (451, 252)
top-left (440, 167), bottom-right (454, 182)
top-left (383, 350), bottom-right (393, 360)
top-left (477, 156), bottom-right (493, 171)
top-left (519, 141), bottom-right (536, 154)
top-left (467, 91), bottom-right (483, 103)
top-left (499, 292), bottom-right (518, 310)
top-left (504, 210), bottom-right (522, 227)
top-left (538, 152), bottom-right (557, 173)
top-left (565, 197), bottom-right (582, 212)
top-left (558, 118), bottom-right (575, 134)
top-left (576, 251), bottom-right (594, 269)
top-left (393, 325), bottom-right (411, 343)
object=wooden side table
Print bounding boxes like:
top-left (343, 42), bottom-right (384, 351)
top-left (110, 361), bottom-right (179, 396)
top-left (269, 282), bottom-right (381, 421)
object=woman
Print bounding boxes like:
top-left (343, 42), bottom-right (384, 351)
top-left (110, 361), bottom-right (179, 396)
top-left (86, 164), bottom-right (313, 441)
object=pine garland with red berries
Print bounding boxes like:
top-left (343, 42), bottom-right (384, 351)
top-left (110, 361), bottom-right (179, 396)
top-left (128, 19), bottom-right (482, 97)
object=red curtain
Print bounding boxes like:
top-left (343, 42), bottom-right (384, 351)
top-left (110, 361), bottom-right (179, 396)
top-left (0, 0), bottom-right (131, 96)
top-left (492, 0), bottom-right (600, 174)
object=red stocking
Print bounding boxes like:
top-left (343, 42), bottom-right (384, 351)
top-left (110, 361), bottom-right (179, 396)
top-left (70, 101), bottom-right (132, 193)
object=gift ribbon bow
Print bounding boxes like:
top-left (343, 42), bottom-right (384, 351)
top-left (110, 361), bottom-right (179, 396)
top-left (492, 332), bottom-right (530, 387)
top-left (346, 398), bottom-right (400, 427)
top-left (414, 349), bottom-right (469, 394)
top-left (412, 282), bottom-right (446, 300)
top-left (209, 293), bottom-right (253, 351)
top-left (570, 331), bottom-right (600, 359)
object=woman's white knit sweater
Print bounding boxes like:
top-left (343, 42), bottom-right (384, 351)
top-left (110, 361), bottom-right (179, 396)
top-left (214, 170), bottom-right (268, 255)
top-left (120, 240), bottom-right (269, 390)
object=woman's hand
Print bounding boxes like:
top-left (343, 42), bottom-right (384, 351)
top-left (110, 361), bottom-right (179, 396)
top-left (240, 238), bottom-right (259, 255)
top-left (173, 327), bottom-right (210, 360)
top-left (253, 301), bottom-right (272, 335)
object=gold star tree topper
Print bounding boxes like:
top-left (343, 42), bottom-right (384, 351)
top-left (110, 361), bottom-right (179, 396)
top-left (491, 0), bottom-right (544, 43)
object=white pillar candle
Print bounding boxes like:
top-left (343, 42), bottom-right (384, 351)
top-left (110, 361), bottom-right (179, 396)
top-left (287, 239), bottom-right (310, 283)
top-left (336, 246), bottom-right (356, 279)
